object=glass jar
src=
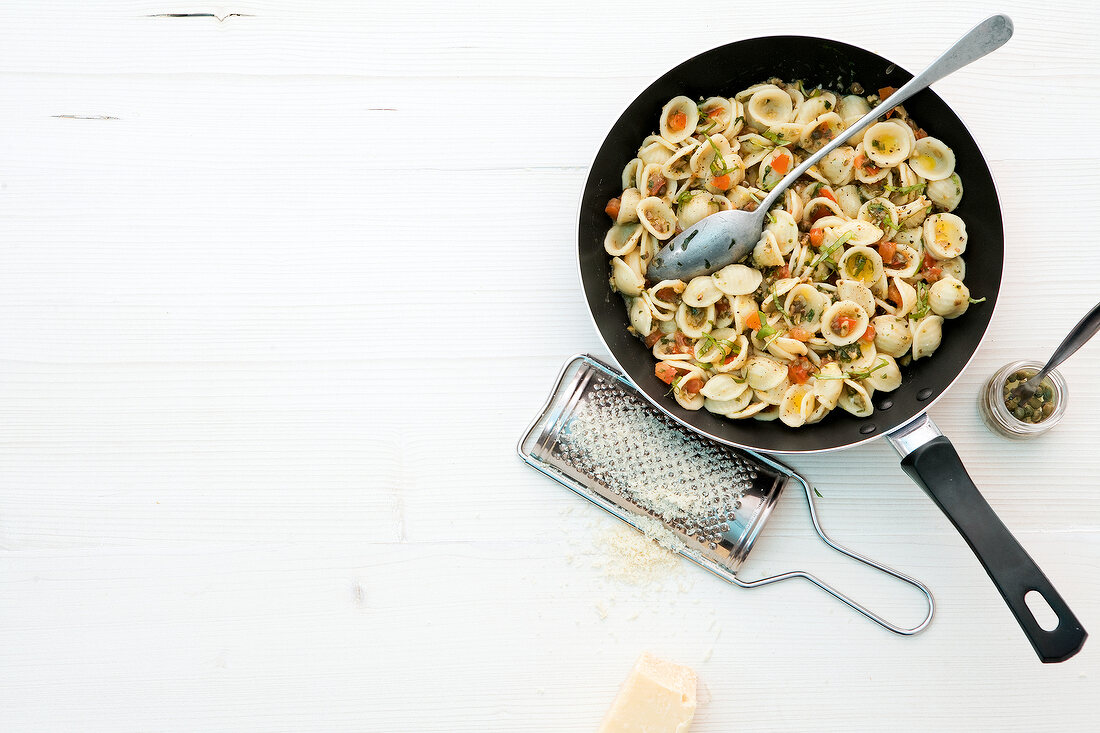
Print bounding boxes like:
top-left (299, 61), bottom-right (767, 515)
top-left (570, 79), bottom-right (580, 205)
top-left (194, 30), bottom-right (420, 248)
top-left (978, 360), bottom-right (1068, 440)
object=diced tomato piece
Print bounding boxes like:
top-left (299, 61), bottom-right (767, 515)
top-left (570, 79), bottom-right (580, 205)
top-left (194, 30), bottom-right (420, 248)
top-left (915, 127), bottom-right (929, 140)
top-left (832, 315), bottom-right (859, 336)
top-left (706, 107), bottom-right (722, 119)
top-left (775, 265), bottom-right (790, 279)
top-left (723, 351), bottom-right (738, 364)
top-left (859, 324), bottom-right (876, 343)
top-left (745, 311), bottom-right (762, 330)
top-left (853, 153), bottom-right (879, 173)
top-left (655, 363), bottom-right (679, 384)
top-left (788, 358), bottom-right (812, 385)
top-left (788, 327), bottom-right (811, 342)
top-left (711, 173), bottom-right (731, 190)
top-left (772, 153), bottom-right (791, 175)
top-left (922, 253), bottom-right (943, 283)
top-left (878, 86), bottom-right (897, 101)
top-left (682, 377), bottom-right (704, 394)
top-left (647, 175), bottom-right (667, 196)
top-left (605, 197), bottom-right (620, 219)
top-left (887, 281), bottom-right (902, 306)
top-left (674, 331), bottom-right (692, 353)
top-left (878, 240), bottom-right (897, 263)
top-left (810, 227), bottom-right (824, 247)
top-left (669, 112), bottom-right (687, 132)
top-left (644, 330), bottom-right (664, 348)
top-left (819, 187), bottom-right (838, 204)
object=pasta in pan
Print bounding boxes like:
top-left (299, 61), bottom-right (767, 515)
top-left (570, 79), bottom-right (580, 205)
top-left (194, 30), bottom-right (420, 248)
top-left (603, 79), bottom-right (984, 427)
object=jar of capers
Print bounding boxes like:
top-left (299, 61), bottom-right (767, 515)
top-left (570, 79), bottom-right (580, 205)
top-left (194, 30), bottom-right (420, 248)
top-left (979, 360), bottom-right (1068, 439)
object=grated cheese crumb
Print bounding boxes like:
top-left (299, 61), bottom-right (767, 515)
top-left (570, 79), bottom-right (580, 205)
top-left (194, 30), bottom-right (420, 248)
top-left (595, 519), bottom-right (683, 586)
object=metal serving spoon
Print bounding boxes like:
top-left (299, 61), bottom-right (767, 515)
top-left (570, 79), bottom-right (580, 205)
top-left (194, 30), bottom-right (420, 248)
top-left (646, 14), bottom-right (1014, 282)
top-left (1011, 301), bottom-right (1100, 402)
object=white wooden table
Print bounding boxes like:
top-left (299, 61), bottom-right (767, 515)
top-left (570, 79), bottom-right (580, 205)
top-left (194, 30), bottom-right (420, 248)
top-left (1, 2), bottom-right (1098, 730)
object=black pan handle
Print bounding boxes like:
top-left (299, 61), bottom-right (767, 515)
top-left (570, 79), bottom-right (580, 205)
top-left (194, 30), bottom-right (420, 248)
top-left (892, 426), bottom-right (1086, 662)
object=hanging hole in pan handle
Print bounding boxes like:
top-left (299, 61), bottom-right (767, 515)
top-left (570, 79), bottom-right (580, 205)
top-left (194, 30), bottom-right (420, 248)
top-left (1024, 590), bottom-right (1060, 632)
top-left (732, 474), bottom-right (935, 637)
top-left (893, 425), bottom-right (1087, 663)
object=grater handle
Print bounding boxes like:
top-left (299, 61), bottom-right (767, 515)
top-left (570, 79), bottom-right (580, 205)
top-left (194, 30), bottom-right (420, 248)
top-left (731, 475), bottom-right (935, 636)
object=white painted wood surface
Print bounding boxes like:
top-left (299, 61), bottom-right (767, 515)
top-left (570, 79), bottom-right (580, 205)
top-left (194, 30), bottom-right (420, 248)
top-left (1, 1), bottom-right (1098, 730)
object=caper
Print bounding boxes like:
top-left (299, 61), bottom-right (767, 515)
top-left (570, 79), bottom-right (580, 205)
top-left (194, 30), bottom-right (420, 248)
top-left (1042, 402), bottom-right (1055, 418)
top-left (1012, 370), bottom-right (1029, 381)
top-left (1041, 386), bottom-right (1053, 401)
top-left (1027, 397), bottom-right (1041, 410)
top-left (1014, 407), bottom-right (1028, 420)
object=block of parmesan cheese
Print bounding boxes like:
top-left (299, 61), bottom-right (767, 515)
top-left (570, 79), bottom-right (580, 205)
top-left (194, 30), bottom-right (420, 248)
top-left (597, 652), bottom-right (697, 733)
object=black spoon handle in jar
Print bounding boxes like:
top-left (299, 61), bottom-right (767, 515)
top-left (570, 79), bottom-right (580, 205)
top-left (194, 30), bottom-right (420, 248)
top-left (1037, 301), bottom-right (1100, 379)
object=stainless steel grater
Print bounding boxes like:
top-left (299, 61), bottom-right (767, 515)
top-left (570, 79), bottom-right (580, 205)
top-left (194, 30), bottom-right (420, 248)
top-left (518, 355), bottom-right (934, 636)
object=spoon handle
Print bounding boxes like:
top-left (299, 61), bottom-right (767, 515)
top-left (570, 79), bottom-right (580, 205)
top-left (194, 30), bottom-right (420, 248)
top-left (886, 14), bottom-right (1014, 109)
top-left (1036, 301), bottom-right (1100, 380)
top-left (758, 14), bottom-right (1013, 212)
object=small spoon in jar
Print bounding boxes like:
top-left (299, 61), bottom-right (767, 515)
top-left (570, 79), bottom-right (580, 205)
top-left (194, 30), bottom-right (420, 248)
top-left (1010, 301), bottom-right (1100, 403)
top-left (646, 14), bottom-right (1013, 283)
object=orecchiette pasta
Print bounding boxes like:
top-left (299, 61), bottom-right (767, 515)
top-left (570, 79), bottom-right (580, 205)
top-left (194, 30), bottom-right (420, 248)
top-left (602, 79), bottom-right (984, 427)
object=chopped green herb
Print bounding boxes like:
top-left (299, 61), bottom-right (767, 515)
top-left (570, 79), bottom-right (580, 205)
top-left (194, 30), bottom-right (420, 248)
top-left (884, 183), bottom-right (926, 195)
top-left (704, 133), bottom-right (731, 176)
top-left (770, 284), bottom-right (790, 320)
top-left (809, 231), bottom-right (853, 269)
top-left (909, 281), bottom-right (931, 320)
top-left (697, 332), bottom-right (739, 359)
top-left (756, 311), bottom-right (777, 339)
top-left (850, 252), bottom-right (870, 278)
top-left (760, 166), bottom-right (777, 191)
top-left (763, 129), bottom-right (794, 147)
top-left (834, 342), bottom-right (861, 362)
top-left (849, 359), bottom-right (888, 380)
top-left (968, 296), bottom-right (987, 304)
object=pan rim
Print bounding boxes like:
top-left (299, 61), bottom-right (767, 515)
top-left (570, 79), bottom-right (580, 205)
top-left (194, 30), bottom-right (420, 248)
top-left (574, 35), bottom-right (1004, 455)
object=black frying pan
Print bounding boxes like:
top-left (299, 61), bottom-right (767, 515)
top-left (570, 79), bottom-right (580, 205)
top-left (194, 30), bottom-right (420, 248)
top-left (578, 36), bottom-right (1086, 662)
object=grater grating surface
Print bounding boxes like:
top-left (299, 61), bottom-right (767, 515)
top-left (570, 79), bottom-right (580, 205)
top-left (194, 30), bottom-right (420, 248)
top-left (519, 355), bottom-right (935, 636)
top-left (525, 355), bottom-right (784, 571)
